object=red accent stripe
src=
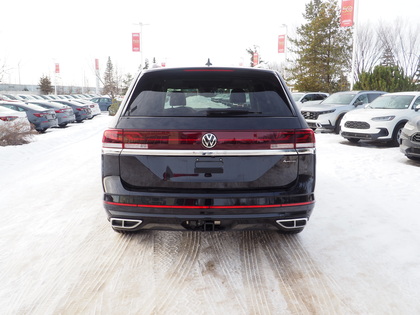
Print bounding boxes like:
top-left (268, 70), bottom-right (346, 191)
top-left (183, 69), bottom-right (234, 72)
top-left (104, 201), bottom-right (314, 208)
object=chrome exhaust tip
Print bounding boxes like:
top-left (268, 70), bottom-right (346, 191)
top-left (110, 218), bottom-right (142, 230)
top-left (276, 218), bottom-right (308, 229)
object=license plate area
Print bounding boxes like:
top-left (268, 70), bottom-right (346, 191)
top-left (194, 158), bottom-right (223, 174)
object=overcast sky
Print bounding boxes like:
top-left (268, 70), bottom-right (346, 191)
top-left (1, 0), bottom-right (418, 87)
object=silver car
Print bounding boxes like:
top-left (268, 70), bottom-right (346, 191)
top-left (27, 100), bottom-right (76, 127)
top-left (400, 114), bottom-right (420, 161)
top-left (0, 101), bottom-right (58, 132)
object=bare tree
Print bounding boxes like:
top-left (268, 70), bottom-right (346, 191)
top-left (0, 60), bottom-right (7, 83)
top-left (354, 22), bottom-right (383, 82)
top-left (376, 19), bottom-right (420, 80)
top-left (354, 19), bottom-right (420, 85)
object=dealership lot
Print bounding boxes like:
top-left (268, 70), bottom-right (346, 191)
top-left (0, 115), bottom-right (419, 314)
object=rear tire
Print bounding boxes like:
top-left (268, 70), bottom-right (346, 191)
top-left (334, 116), bottom-right (344, 134)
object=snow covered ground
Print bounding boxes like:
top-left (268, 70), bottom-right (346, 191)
top-left (0, 114), bottom-right (419, 314)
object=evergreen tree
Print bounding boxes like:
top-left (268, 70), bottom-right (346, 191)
top-left (380, 46), bottom-right (396, 67)
top-left (121, 73), bottom-right (134, 95)
top-left (354, 65), bottom-right (418, 92)
top-left (38, 75), bottom-right (54, 95)
top-left (287, 0), bottom-right (352, 92)
top-left (103, 57), bottom-right (117, 98)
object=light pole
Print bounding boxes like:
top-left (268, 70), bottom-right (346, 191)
top-left (349, 0), bottom-right (359, 90)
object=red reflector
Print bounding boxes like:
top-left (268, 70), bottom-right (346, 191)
top-left (183, 69), bottom-right (234, 72)
top-left (105, 200), bottom-right (314, 209)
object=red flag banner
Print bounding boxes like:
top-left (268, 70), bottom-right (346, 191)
top-left (278, 35), bottom-right (286, 53)
top-left (132, 33), bottom-right (140, 52)
top-left (95, 59), bottom-right (99, 71)
top-left (55, 63), bottom-right (60, 74)
top-left (340, 0), bottom-right (355, 27)
top-left (253, 52), bottom-right (259, 67)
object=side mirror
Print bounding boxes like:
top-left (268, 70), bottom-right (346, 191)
top-left (354, 101), bottom-right (364, 106)
top-left (415, 104), bottom-right (420, 112)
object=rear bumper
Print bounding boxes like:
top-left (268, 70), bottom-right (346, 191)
top-left (103, 175), bottom-right (315, 231)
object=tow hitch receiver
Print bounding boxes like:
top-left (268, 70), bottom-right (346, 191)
top-left (182, 220), bottom-right (221, 231)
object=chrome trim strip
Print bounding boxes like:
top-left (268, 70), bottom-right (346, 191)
top-left (104, 148), bottom-right (316, 157)
top-left (102, 148), bottom-right (123, 155)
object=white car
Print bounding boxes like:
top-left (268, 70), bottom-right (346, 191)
top-left (292, 92), bottom-right (329, 109)
top-left (341, 92), bottom-right (420, 146)
top-left (301, 91), bottom-right (386, 133)
top-left (68, 99), bottom-right (101, 117)
top-left (0, 106), bottom-right (32, 135)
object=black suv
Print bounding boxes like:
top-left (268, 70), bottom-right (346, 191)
top-left (102, 67), bottom-right (316, 233)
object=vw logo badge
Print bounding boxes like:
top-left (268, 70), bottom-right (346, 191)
top-left (202, 133), bottom-right (217, 149)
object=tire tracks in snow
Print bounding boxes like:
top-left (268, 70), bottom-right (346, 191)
top-left (138, 231), bottom-right (202, 314)
top-left (240, 231), bottom-right (278, 315)
top-left (13, 224), bottom-right (136, 314)
top-left (259, 231), bottom-right (359, 314)
top-left (195, 232), bottom-right (247, 314)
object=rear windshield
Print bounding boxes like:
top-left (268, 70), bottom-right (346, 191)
top-left (123, 70), bottom-right (294, 117)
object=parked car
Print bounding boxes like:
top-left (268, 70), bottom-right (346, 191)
top-left (27, 100), bottom-right (76, 127)
top-left (90, 96), bottom-right (113, 111)
top-left (27, 95), bottom-right (45, 100)
top-left (0, 94), bottom-right (24, 101)
top-left (400, 114), bottom-right (420, 161)
top-left (0, 106), bottom-right (31, 134)
top-left (341, 92), bottom-right (420, 146)
top-left (292, 92), bottom-right (329, 109)
top-left (102, 67), bottom-right (316, 234)
top-left (301, 91), bottom-right (387, 133)
top-left (50, 100), bottom-right (92, 122)
top-left (68, 99), bottom-right (101, 116)
top-left (0, 101), bottom-right (58, 132)
top-left (16, 94), bottom-right (36, 101)
top-left (37, 95), bottom-right (54, 100)
top-left (0, 94), bottom-right (19, 102)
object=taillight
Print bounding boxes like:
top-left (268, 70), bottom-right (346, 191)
top-left (294, 129), bottom-right (316, 148)
top-left (103, 129), bottom-right (124, 149)
top-left (55, 109), bottom-right (65, 113)
top-left (0, 116), bottom-right (18, 122)
top-left (102, 129), bottom-right (315, 150)
top-left (33, 113), bottom-right (46, 117)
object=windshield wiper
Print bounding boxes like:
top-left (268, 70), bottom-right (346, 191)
top-left (205, 109), bottom-right (262, 116)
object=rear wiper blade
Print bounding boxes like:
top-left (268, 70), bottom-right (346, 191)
top-left (205, 109), bottom-right (262, 116)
